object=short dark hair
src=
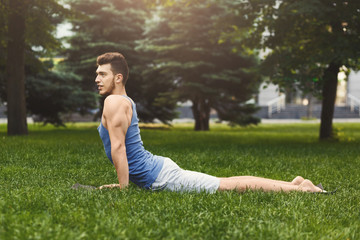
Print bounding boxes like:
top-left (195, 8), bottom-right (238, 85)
top-left (97, 52), bottom-right (129, 85)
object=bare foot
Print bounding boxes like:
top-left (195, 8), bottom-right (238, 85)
top-left (291, 176), bottom-right (305, 185)
top-left (299, 179), bottom-right (322, 192)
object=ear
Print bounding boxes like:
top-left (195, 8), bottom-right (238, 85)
top-left (115, 73), bottom-right (124, 84)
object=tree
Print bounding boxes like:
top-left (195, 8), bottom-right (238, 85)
top-left (63, 0), bottom-right (178, 123)
top-left (25, 60), bottom-right (95, 126)
top-left (140, 0), bottom-right (261, 131)
top-left (6, 0), bottom-right (28, 135)
top-left (0, 0), bottom-right (71, 135)
top-left (243, 0), bottom-right (360, 140)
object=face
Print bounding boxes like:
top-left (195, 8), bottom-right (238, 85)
top-left (95, 64), bottom-right (116, 96)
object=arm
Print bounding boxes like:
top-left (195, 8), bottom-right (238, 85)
top-left (100, 95), bottom-right (132, 189)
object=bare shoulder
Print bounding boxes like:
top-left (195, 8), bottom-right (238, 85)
top-left (104, 95), bottom-right (132, 114)
top-left (103, 95), bottom-right (132, 128)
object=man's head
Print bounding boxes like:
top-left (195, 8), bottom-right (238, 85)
top-left (97, 52), bottom-right (129, 85)
top-left (95, 52), bottom-right (129, 96)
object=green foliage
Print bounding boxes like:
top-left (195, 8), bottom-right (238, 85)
top-left (63, 0), bottom-right (178, 123)
top-left (0, 0), bottom-right (71, 56)
top-left (247, 0), bottom-right (360, 94)
top-left (25, 0), bottom-right (70, 53)
top-left (26, 60), bottom-right (97, 126)
top-left (0, 0), bottom-right (82, 127)
top-left (1, 123), bottom-right (360, 239)
top-left (140, 0), bottom-right (261, 129)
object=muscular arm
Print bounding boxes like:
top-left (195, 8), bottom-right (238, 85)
top-left (100, 95), bottom-right (132, 189)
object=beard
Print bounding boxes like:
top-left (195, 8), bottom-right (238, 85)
top-left (100, 77), bottom-right (116, 97)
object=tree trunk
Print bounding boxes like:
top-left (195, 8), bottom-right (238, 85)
top-left (192, 97), bottom-right (210, 131)
top-left (6, 0), bottom-right (28, 136)
top-left (319, 62), bottom-right (341, 140)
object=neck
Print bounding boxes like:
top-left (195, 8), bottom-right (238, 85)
top-left (111, 86), bottom-right (127, 96)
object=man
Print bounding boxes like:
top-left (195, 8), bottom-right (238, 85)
top-left (95, 52), bottom-right (324, 193)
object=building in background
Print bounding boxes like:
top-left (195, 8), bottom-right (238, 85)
top-left (255, 70), bottom-right (360, 119)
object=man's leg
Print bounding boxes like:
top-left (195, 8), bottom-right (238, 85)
top-left (218, 176), bottom-right (322, 193)
top-left (219, 176), bottom-right (305, 186)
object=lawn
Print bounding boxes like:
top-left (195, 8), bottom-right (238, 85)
top-left (0, 122), bottom-right (359, 239)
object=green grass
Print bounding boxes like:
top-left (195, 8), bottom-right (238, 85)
top-left (1, 122), bottom-right (359, 239)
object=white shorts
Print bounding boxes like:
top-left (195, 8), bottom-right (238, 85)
top-left (151, 157), bottom-right (220, 194)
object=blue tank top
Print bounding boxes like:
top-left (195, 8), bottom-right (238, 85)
top-left (97, 95), bottom-right (164, 189)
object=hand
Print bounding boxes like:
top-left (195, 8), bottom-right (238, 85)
top-left (98, 184), bottom-right (120, 190)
